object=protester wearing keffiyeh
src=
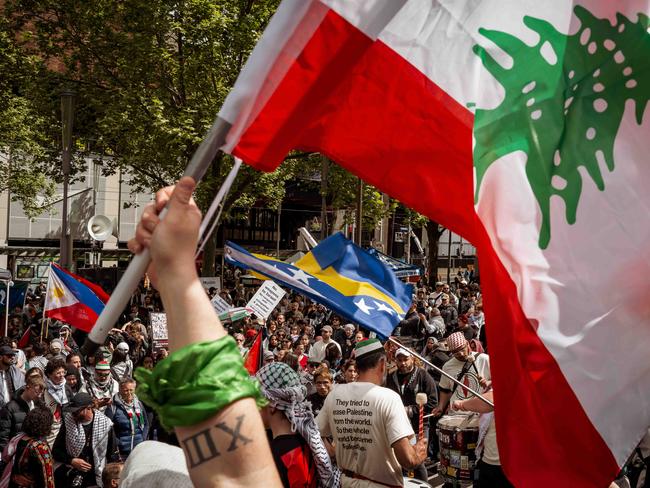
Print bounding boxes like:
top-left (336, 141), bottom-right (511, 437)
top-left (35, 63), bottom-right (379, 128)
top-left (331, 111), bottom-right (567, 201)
top-left (257, 362), bottom-right (340, 488)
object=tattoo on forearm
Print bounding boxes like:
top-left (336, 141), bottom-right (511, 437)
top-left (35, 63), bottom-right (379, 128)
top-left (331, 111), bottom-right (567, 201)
top-left (182, 415), bottom-right (253, 468)
top-left (216, 415), bottom-right (252, 452)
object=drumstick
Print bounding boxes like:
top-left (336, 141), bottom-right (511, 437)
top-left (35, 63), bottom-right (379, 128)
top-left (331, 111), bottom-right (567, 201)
top-left (416, 393), bottom-right (427, 440)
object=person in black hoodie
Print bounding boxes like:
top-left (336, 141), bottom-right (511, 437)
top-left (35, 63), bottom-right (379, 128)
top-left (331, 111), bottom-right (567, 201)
top-left (385, 347), bottom-right (438, 482)
top-left (0, 375), bottom-right (45, 453)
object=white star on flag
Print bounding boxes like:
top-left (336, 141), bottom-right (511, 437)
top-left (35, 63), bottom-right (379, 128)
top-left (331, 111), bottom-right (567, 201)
top-left (354, 298), bottom-right (374, 315)
top-left (374, 301), bottom-right (395, 315)
top-left (287, 267), bottom-right (312, 285)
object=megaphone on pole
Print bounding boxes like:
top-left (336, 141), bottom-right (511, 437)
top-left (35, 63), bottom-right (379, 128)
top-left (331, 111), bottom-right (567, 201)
top-left (87, 215), bottom-right (118, 241)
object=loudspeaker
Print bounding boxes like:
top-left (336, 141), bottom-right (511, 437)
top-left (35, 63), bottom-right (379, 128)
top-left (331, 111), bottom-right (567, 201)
top-left (87, 215), bottom-right (118, 241)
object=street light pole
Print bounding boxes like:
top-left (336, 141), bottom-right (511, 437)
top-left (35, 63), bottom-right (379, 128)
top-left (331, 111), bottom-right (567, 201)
top-left (4, 280), bottom-right (12, 337)
top-left (60, 90), bottom-right (76, 269)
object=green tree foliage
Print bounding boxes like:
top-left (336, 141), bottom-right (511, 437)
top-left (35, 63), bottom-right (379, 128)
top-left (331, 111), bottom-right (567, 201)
top-left (2, 0), bottom-right (282, 214)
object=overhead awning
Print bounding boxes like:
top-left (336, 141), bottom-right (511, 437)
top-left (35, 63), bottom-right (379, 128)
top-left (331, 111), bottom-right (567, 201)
top-left (0, 246), bottom-right (133, 260)
top-left (367, 248), bottom-right (421, 278)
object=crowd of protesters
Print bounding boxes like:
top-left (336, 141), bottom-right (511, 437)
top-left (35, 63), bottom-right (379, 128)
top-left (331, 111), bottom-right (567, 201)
top-left (0, 259), bottom-right (646, 488)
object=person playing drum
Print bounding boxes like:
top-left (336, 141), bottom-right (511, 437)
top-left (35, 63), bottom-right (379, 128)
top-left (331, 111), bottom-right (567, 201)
top-left (431, 332), bottom-right (491, 416)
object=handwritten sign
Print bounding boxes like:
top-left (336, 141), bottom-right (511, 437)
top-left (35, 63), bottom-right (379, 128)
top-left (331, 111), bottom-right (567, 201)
top-left (211, 294), bottom-right (231, 314)
top-left (246, 281), bottom-right (285, 320)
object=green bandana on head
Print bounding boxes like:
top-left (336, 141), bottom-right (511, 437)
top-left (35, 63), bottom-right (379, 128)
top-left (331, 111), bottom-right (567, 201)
top-left (353, 338), bottom-right (384, 360)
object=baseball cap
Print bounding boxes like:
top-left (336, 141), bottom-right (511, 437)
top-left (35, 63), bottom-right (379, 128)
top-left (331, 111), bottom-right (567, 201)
top-left (64, 392), bottom-right (93, 413)
top-left (395, 347), bottom-right (412, 358)
top-left (116, 342), bottom-right (130, 353)
top-left (0, 346), bottom-right (17, 356)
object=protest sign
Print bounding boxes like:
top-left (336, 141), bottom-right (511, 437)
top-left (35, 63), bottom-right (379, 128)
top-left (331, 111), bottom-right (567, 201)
top-left (246, 281), bottom-right (285, 320)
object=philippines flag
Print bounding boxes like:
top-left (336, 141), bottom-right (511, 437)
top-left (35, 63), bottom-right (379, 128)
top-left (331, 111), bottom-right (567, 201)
top-left (215, 1), bottom-right (650, 487)
top-left (44, 264), bottom-right (109, 333)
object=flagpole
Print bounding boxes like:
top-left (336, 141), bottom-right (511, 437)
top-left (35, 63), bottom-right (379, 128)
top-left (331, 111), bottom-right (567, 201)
top-left (41, 264), bottom-right (54, 342)
top-left (387, 337), bottom-right (494, 408)
top-left (82, 117), bottom-right (232, 356)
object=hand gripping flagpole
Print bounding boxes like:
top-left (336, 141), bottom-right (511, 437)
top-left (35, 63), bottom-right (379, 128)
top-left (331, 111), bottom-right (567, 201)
top-left (387, 337), bottom-right (494, 408)
top-left (82, 117), bottom-right (232, 356)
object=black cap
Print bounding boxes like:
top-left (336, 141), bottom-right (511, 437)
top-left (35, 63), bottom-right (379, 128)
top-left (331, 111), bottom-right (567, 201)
top-left (64, 392), bottom-right (93, 413)
top-left (0, 346), bottom-right (17, 356)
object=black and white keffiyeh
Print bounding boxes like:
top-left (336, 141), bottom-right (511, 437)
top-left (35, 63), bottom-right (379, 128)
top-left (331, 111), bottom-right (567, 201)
top-left (257, 362), bottom-right (340, 488)
top-left (46, 378), bottom-right (68, 405)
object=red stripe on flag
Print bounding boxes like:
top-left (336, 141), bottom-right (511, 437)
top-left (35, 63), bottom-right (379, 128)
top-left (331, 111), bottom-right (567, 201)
top-left (18, 327), bottom-right (31, 349)
top-left (45, 303), bottom-right (98, 333)
top-left (244, 332), bottom-right (263, 375)
top-left (230, 9), bottom-right (618, 487)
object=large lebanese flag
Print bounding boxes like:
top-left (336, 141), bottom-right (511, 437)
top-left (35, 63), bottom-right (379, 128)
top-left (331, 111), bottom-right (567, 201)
top-left (218, 1), bottom-right (650, 487)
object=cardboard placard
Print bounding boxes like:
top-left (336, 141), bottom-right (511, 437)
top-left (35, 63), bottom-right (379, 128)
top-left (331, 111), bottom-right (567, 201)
top-left (199, 277), bottom-right (221, 292)
top-left (246, 281), bottom-right (285, 320)
top-left (150, 312), bottom-right (168, 341)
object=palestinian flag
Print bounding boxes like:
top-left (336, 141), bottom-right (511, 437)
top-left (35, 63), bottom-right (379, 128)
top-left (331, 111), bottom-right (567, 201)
top-left (217, 2), bottom-right (650, 486)
top-left (244, 331), bottom-right (263, 375)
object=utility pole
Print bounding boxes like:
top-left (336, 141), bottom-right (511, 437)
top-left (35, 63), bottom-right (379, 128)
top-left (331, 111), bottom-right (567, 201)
top-left (60, 90), bottom-right (76, 269)
top-left (406, 222), bottom-right (412, 264)
top-left (276, 202), bottom-right (281, 258)
top-left (355, 178), bottom-right (363, 245)
top-left (446, 229), bottom-right (452, 284)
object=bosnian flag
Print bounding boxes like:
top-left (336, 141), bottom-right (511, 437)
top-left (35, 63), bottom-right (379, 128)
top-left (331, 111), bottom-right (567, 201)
top-left (44, 264), bottom-right (109, 333)
top-left (216, 1), bottom-right (650, 487)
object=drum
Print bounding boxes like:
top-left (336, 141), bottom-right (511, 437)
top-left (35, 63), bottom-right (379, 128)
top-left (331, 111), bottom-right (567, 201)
top-left (402, 477), bottom-right (432, 487)
top-left (437, 413), bottom-right (480, 485)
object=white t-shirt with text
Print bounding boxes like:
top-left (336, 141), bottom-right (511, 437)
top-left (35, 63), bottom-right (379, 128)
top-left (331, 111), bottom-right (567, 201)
top-left (316, 382), bottom-right (413, 486)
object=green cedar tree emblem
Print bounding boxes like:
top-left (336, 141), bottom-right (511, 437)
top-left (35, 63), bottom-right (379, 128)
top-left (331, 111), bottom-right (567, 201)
top-left (472, 6), bottom-right (649, 249)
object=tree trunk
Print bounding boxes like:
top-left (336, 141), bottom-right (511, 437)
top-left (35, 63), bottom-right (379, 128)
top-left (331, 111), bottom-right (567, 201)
top-left (201, 230), bottom-right (218, 277)
top-left (426, 219), bottom-right (444, 283)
